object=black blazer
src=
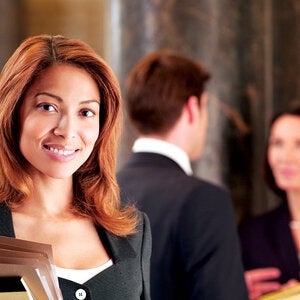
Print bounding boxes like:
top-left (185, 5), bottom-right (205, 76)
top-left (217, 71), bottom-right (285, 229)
top-left (239, 202), bottom-right (300, 284)
top-left (117, 152), bottom-right (248, 300)
top-left (0, 204), bottom-right (151, 300)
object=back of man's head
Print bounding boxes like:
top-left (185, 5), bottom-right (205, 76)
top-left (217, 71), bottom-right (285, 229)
top-left (125, 50), bottom-right (210, 136)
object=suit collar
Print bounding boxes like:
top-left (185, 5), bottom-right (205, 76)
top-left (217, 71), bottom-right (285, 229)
top-left (126, 152), bottom-right (187, 174)
top-left (0, 204), bottom-right (15, 237)
top-left (132, 138), bottom-right (192, 175)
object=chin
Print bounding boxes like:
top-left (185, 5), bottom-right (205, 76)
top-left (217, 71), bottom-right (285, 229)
top-left (52, 172), bottom-right (75, 179)
top-left (43, 170), bottom-right (75, 179)
top-left (277, 183), bottom-right (297, 193)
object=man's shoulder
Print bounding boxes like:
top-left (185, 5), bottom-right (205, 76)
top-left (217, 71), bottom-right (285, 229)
top-left (118, 157), bottom-right (229, 199)
top-left (184, 175), bottom-right (230, 197)
top-left (178, 177), bottom-right (232, 216)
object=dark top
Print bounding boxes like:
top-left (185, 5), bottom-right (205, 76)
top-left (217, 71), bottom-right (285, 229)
top-left (239, 202), bottom-right (300, 283)
top-left (0, 204), bottom-right (151, 300)
top-left (117, 152), bottom-right (248, 300)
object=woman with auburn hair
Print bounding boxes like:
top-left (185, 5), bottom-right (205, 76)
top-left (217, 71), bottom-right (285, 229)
top-left (0, 35), bottom-right (151, 299)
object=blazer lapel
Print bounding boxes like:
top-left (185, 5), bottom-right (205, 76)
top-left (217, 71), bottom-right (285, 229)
top-left (272, 203), bottom-right (299, 279)
top-left (0, 204), bottom-right (15, 237)
top-left (100, 229), bottom-right (136, 263)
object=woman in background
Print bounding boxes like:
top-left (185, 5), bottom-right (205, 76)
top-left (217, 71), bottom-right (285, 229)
top-left (0, 35), bottom-right (151, 299)
top-left (240, 105), bottom-right (300, 299)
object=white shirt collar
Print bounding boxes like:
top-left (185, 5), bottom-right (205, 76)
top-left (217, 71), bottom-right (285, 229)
top-left (132, 137), bottom-right (193, 175)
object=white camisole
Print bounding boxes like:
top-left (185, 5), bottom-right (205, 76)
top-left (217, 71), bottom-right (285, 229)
top-left (55, 259), bottom-right (113, 284)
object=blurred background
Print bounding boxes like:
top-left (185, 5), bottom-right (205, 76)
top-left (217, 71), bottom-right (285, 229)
top-left (0, 0), bottom-right (299, 223)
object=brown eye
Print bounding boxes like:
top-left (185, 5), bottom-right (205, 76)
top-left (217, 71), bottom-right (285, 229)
top-left (37, 103), bottom-right (56, 112)
top-left (80, 109), bottom-right (95, 117)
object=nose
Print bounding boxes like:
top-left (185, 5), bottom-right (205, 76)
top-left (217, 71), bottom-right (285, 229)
top-left (53, 115), bottom-right (76, 139)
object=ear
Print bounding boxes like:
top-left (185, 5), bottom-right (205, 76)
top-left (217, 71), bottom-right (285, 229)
top-left (199, 92), bottom-right (208, 110)
top-left (184, 95), bottom-right (201, 123)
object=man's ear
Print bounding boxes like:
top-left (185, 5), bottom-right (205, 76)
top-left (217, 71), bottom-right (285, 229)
top-left (184, 95), bottom-right (201, 123)
top-left (199, 92), bottom-right (208, 110)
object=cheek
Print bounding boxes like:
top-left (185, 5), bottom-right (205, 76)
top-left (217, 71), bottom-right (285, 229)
top-left (267, 149), bottom-right (276, 167)
top-left (81, 126), bottom-right (99, 146)
top-left (21, 115), bottom-right (51, 134)
top-left (19, 119), bottom-right (37, 146)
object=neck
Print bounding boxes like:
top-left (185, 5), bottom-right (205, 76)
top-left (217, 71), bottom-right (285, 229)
top-left (287, 190), bottom-right (300, 221)
top-left (15, 176), bottom-right (74, 219)
top-left (142, 125), bottom-right (191, 160)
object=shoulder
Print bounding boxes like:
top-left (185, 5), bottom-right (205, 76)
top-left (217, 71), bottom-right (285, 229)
top-left (0, 202), bottom-right (10, 214)
top-left (240, 203), bottom-right (287, 231)
top-left (102, 211), bottom-right (151, 261)
top-left (127, 211), bottom-right (151, 249)
top-left (181, 177), bottom-right (233, 212)
top-left (239, 202), bottom-right (288, 241)
top-left (99, 211), bottom-right (151, 264)
top-left (177, 178), bottom-right (237, 236)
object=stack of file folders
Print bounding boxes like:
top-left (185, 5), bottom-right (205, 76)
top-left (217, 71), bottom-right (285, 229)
top-left (0, 236), bottom-right (63, 300)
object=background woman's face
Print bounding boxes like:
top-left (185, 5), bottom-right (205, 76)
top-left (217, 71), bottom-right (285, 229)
top-left (19, 63), bottom-right (100, 179)
top-left (268, 114), bottom-right (300, 193)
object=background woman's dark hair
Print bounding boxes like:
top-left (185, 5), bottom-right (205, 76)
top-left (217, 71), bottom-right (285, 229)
top-left (263, 103), bottom-right (300, 199)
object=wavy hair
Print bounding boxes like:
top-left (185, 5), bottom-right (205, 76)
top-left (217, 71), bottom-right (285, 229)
top-left (0, 35), bottom-right (137, 236)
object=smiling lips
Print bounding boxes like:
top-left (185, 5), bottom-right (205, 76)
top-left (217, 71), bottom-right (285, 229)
top-left (280, 169), bottom-right (295, 177)
top-left (43, 145), bottom-right (77, 156)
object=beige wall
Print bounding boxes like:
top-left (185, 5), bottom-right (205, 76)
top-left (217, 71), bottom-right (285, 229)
top-left (23, 0), bottom-right (107, 56)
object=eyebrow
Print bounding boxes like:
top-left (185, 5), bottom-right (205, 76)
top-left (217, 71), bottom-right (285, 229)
top-left (35, 92), bottom-right (100, 105)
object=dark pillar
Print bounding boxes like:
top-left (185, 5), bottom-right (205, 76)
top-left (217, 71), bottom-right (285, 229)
top-left (273, 0), bottom-right (300, 109)
top-left (0, 0), bottom-right (22, 69)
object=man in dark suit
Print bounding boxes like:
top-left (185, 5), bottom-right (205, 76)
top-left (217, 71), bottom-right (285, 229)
top-left (117, 50), bottom-right (248, 299)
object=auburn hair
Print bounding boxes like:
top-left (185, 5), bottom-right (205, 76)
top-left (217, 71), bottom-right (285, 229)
top-left (0, 35), bottom-right (137, 236)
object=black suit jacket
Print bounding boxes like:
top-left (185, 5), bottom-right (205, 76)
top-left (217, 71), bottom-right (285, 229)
top-left (0, 204), bottom-right (151, 300)
top-left (239, 202), bottom-right (300, 283)
top-left (117, 152), bottom-right (248, 300)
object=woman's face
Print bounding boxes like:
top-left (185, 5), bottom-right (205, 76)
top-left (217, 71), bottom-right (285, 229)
top-left (268, 115), bottom-right (300, 193)
top-left (19, 63), bottom-right (100, 179)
